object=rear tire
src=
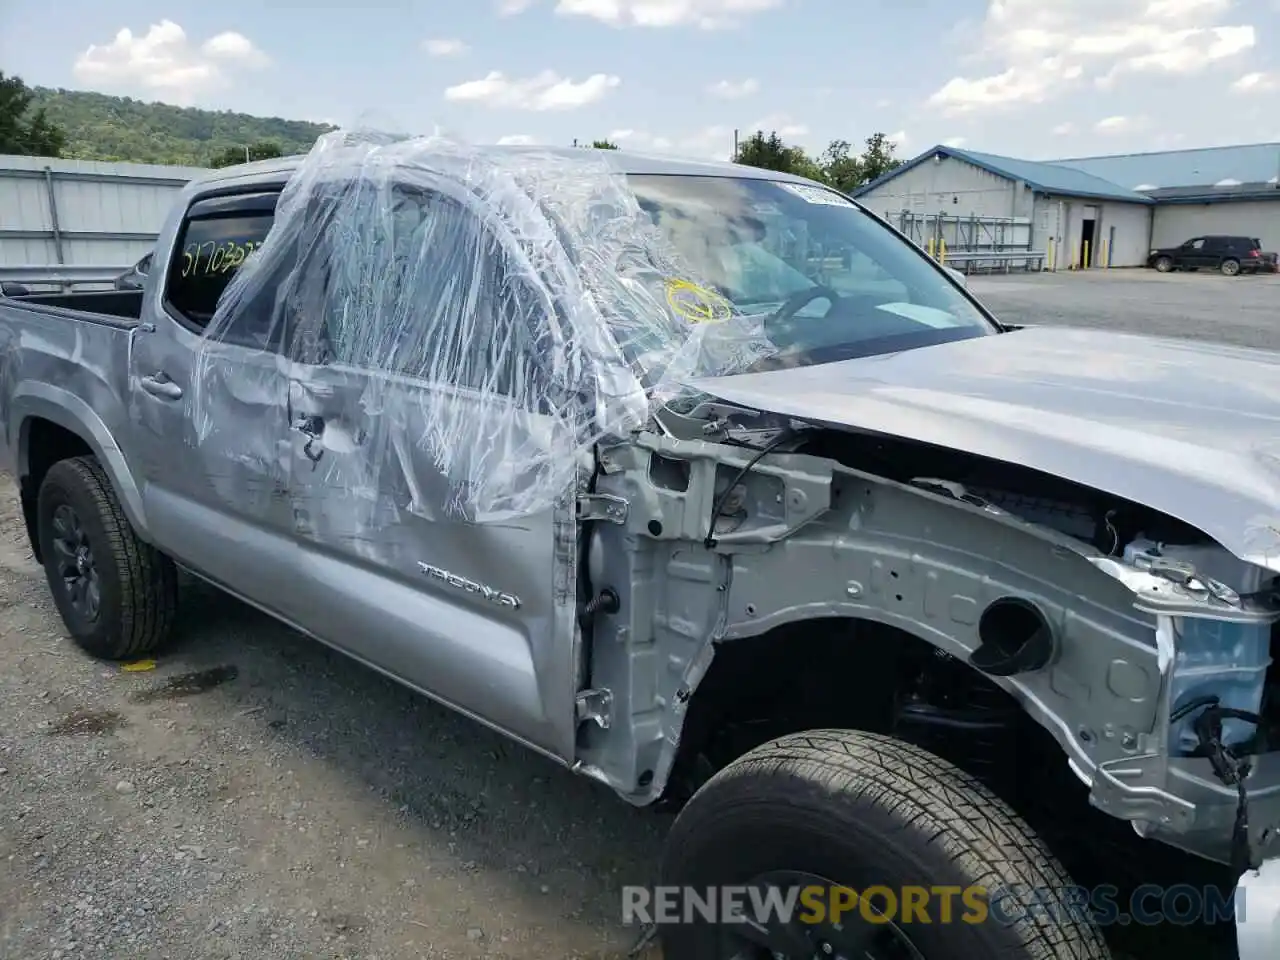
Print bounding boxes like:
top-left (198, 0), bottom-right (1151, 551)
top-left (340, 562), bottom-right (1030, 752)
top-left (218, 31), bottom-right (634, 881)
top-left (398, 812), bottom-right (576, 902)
top-left (36, 456), bottom-right (178, 660)
top-left (660, 729), bottom-right (1111, 960)
top-left (1220, 258), bottom-right (1241, 276)
top-left (1153, 256), bottom-right (1173, 273)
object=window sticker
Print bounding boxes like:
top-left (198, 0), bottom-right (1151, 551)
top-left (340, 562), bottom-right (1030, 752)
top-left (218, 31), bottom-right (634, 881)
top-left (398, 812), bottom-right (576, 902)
top-left (779, 182), bottom-right (856, 207)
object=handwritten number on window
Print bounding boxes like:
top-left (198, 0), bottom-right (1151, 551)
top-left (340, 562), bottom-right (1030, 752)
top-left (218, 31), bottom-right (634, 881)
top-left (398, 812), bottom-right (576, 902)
top-left (180, 239), bottom-right (262, 278)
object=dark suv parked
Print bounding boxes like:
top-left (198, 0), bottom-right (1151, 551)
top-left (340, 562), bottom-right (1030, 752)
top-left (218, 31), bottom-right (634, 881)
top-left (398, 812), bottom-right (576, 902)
top-left (1147, 235), bottom-right (1269, 276)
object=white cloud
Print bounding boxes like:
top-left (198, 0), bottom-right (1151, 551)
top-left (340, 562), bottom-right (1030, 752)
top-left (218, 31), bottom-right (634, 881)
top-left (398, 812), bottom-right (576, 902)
top-left (443, 70), bottom-right (621, 110)
top-left (745, 113), bottom-right (809, 139)
top-left (707, 78), bottom-right (760, 98)
top-left (1095, 24), bottom-right (1254, 85)
top-left (509, 0), bottom-right (784, 28)
top-left (608, 126), bottom-right (731, 159)
top-left (1094, 115), bottom-right (1131, 131)
top-left (424, 38), bottom-right (468, 56)
top-left (943, 136), bottom-right (966, 147)
top-left (72, 20), bottom-right (269, 104)
top-left (928, 0), bottom-right (1257, 114)
top-left (1052, 121), bottom-right (1076, 135)
top-left (1232, 70), bottom-right (1278, 92)
top-left (496, 134), bottom-right (539, 145)
top-left (887, 130), bottom-right (909, 149)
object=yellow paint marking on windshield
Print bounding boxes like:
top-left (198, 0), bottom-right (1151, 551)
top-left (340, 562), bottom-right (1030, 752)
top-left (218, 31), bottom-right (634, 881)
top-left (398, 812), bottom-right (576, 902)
top-left (664, 278), bottom-right (733, 324)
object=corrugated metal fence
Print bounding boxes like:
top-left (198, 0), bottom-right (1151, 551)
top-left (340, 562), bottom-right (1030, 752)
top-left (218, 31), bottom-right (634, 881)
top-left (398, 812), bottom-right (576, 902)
top-left (0, 154), bottom-right (209, 287)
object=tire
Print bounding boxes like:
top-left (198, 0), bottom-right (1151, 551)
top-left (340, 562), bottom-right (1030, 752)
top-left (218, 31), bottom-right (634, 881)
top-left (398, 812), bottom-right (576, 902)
top-left (1220, 258), bottom-right (1240, 277)
top-left (37, 456), bottom-right (178, 660)
top-left (1153, 256), bottom-right (1173, 273)
top-left (660, 729), bottom-right (1111, 960)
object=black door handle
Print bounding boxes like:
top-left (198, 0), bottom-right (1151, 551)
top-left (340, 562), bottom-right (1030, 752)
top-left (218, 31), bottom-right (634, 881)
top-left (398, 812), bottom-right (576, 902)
top-left (293, 414), bottom-right (324, 436)
top-left (292, 415), bottom-right (325, 466)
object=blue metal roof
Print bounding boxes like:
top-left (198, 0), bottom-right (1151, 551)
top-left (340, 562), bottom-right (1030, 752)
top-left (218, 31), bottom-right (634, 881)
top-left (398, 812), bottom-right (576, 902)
top-left (1052, 142), bottom-right (1280, 192)
top-left (852, 145), bottom-right (1155, 204)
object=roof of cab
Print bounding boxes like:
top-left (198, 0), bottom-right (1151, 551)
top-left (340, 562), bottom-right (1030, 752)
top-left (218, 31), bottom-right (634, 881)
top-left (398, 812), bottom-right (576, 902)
top-left (189, 143), bottom-right (827, 191)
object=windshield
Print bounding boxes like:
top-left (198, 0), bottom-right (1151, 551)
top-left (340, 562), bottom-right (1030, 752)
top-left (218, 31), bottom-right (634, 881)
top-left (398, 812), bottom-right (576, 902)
top-left (625, 173), bottom-right (996, 370)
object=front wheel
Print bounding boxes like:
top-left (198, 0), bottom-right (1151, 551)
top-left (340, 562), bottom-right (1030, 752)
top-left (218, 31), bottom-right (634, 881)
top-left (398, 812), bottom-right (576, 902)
top-left (1220, 258), bottom-right (1241, 276)
top-left (660, 730), bottom-right (1110, 960)
top-left (37, 456), bottom-right (178, 660)
top-left (1153, 256), bottom-right (1173, 273)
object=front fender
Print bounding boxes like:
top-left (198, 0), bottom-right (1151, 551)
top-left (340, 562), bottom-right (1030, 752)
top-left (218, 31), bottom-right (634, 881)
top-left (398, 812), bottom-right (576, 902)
top-left (10, 381), bottom-right (150, 541)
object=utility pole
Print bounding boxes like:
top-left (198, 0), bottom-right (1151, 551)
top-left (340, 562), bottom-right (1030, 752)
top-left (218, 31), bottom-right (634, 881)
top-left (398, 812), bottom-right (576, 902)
top-left (244, 145), bottom-right (250, 163)
top-left (733, 129), bottom-right (739, 161)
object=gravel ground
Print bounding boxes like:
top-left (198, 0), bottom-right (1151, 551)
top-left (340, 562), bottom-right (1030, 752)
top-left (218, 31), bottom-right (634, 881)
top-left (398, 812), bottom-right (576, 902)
top-left (1, 267), bottom-right (1274, 960)
top-left (968, 267), bottom-right (1280, 350)
top-left (0, 478), bottom-right (665, 960)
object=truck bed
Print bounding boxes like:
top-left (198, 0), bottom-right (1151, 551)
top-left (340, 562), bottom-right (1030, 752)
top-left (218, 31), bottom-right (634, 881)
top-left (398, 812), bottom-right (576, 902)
top-left (0, 287), bottom-right (141, 481)
top-left (0, 289), bottom-right (144, 325)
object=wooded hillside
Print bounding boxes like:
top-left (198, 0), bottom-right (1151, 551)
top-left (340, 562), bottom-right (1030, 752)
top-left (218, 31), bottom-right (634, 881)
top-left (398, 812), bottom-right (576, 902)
top-left (24, 86), bottom-right (335, 166)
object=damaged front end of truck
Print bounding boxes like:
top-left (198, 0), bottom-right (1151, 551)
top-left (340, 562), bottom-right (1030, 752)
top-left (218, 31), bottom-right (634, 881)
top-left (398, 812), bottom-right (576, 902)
top-left (567, 330), bottom-right (1280, 956)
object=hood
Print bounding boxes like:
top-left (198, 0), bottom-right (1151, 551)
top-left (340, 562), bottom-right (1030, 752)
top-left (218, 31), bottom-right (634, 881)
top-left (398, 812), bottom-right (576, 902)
top-left (690, 326), bottom-right (1280, 574)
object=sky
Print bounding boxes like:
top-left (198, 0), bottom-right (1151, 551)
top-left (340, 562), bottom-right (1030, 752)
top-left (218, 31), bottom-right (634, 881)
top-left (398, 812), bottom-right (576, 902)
top-left (2, 0), bottom-right (1279, 164)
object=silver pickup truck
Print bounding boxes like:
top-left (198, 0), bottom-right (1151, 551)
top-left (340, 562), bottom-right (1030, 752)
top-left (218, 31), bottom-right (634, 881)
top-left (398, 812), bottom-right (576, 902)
top-left (1, 130), bottom-right (1278, 960)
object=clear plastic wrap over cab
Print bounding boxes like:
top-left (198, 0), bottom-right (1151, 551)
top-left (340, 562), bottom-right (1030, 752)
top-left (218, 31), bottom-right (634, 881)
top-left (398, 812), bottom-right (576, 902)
top-left (191, 129), bottom-right (775, 523)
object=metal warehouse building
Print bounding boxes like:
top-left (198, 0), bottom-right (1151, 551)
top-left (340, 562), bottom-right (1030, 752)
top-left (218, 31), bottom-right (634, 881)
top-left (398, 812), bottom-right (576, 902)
top-left (0, 154), bottom-right (207, 284)
top-left (853, 141), bottom-right (1280, 271)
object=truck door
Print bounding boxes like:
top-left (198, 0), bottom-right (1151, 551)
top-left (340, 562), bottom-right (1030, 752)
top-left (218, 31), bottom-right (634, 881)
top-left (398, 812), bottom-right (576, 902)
top-left (274, 182), bottom-right (580, 761)
top-left (128, 189), bottom-right (300, 608)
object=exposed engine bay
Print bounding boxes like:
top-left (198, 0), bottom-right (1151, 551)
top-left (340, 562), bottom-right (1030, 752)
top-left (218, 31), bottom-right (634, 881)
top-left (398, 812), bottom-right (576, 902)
top-left (623, 398), bottom-right (1280, 878)
top-left (799, 427), bottom-right (1213, 555)
top-left (799, 423), bottom-right (1280, 761)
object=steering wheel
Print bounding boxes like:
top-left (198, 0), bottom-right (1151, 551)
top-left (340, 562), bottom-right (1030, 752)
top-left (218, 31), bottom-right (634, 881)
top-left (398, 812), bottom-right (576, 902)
top-left (737, 285), bottom-right (841, 374)
top-left (766, 285), bottom-right (840, 331)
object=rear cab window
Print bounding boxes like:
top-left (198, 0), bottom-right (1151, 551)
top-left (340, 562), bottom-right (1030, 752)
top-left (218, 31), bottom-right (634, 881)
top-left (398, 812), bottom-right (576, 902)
top-left (163, 190), bottom-right (281, 348)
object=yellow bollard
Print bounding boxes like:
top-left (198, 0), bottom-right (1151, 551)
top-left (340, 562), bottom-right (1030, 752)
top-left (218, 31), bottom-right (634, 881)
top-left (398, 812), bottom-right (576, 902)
top-left (1047, 238), bottom-right (1055, 271)
top-left (927, 238), bottom-right (936, 258)
top-left (1083, 240), bottom-right (1090, 270)
top-left (939, 239), bottom-right (947, 264)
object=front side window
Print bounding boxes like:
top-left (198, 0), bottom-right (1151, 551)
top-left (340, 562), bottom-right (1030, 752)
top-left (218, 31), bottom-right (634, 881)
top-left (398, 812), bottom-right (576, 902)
top-left (623, 173), bottom-right (996, 370)
top-left (286, 183), bottom-right (549, 402)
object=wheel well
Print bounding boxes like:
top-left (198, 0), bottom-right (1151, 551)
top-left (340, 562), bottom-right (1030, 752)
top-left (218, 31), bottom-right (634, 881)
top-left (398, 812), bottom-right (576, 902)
top-left (665, 616), bottom-right (1056, 821)
top-left (19, 417), bottom-right (94, 563)
top-left (666, 618), bottom-right (977, 798)
top-left (664, 616), bottom-right (1239, 928)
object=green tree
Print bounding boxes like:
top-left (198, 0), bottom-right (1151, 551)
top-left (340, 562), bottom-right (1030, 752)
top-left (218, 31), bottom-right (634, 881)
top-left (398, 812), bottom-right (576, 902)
top-left (590, 139), bottom-right (618, 149)
top-left (818, 139), bottom-right (863, 194)
top-left (733, 129), bottom-right (822, 179)
top-left (0, 72), bottom-right (67, 157)
top-left (856, 132), bottom-right (902, 185)
top-left (734, 130), bottom-right (795, 172)
top-left (209, 139), bottom-right (285, 168)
